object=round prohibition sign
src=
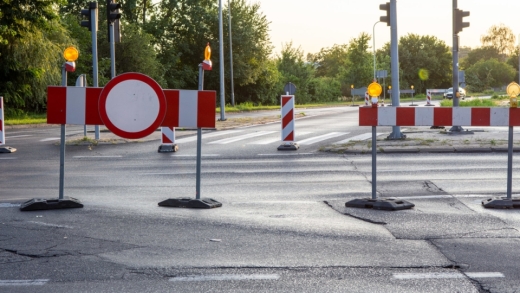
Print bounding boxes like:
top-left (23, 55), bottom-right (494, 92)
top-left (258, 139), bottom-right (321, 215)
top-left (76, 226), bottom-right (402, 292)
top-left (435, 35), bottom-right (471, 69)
top-left (98, 72), bottom-right (166, 139)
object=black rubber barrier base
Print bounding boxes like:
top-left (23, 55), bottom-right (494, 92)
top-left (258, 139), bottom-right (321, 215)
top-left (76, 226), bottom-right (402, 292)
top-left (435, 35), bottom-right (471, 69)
top-left (158, 144), bottom-right (179, 153)
top-left (0, 146), bottom-right (16, 153)
top-left (158, 197), bottom-right (222, 209)
top-left (345, 197), bottom-right (415, 211)
top-left (482, 197), bottom-right (520, 209)
top-left (277, 142), bottom-right (299, 151)
top-left (20, 197), bottom-right (84, 211)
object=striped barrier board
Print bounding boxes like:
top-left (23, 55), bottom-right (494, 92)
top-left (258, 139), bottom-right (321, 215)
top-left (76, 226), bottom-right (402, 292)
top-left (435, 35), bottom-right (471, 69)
top-left (359, 107), bottom-right (520, 127)
top-left (278, 95), bottom-right (298, 150)
top-left (47, 87), bottom-right (216, 129)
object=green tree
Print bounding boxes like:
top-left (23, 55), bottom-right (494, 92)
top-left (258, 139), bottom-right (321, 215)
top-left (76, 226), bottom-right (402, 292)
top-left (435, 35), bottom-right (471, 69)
top-left (307, 44), bottom-right (349, 78)
top-left (378, 34), bottom-right (451, 93)
top-left (460, 46), bottom-right (501, 70)
top-left (0, 0), bottom-right (74, 112)
top-left (343, 33), bottom-right (372, 88)
top-left (276, 42), bottom-right (315, 104)
top-left (481, 24), bottom-right (516, 59)
top-left (466, 58), bottom-right (516, 91)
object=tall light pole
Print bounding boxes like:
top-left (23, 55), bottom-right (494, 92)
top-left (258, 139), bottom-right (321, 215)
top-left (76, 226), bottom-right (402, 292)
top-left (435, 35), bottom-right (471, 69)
top-left (373, 21), bottom-right (381, 80)
top-left (218, 0), bottom-right (226, 120)
top-left (228, 0), bottom-right (235, 107)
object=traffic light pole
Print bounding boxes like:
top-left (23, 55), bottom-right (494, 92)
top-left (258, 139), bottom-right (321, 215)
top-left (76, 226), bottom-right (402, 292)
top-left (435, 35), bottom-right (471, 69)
top-left (109, 23), bottom-right (116, 78)
top-left (450, 0), bottom-right (463, 132)
top-left (89, 3), bottom-right (100, 140)
top-left (387, 0), bottom-right (404, 139)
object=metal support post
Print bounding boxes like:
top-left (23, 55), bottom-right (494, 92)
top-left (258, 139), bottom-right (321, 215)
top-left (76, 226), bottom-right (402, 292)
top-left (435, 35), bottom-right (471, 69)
top-left (91, 4), bottom-right (100, 139)
top-left (109, 22), bottom-right (116, 79)
top-left (218, 0), bottom-right (226, 121)
top-left (372, 126), bottom-right (377, 200)
top-left (450, 0), bottom-right (463, 132)
top-left (507, 126), bottom-right (513, 199)
top-left (228, 0), bottom-right (235, 107)
top-left (196, 64), bottom-right (204, 199)
top-left (59, 65), bottom-right (67, 200)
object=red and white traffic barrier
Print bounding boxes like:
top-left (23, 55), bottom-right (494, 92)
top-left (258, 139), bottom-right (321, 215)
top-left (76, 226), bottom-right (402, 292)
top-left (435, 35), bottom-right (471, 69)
top-left (47, 88), bottom-right (216, 129)
top-left (158, 126), bottom-right (179, 152)
top-left (278, 95), bottom-right (299, 150)
top-left (360, 107), bottom-right (520, 126)
top-left (365, 91), bottom-right (369, 106)
top-left (426, 90), bottom-right (432, 105)
top-left (0, 96), bottom-right (16, 153)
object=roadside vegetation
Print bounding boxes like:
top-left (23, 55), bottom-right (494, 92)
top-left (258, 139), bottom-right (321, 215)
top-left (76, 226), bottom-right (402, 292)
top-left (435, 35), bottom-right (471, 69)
top-left (1, 1), bottom-right (518, 123)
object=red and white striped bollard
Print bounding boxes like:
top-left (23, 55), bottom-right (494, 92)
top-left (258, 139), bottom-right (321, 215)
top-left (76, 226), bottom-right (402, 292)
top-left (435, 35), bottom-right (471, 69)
top-left (278, 95), bottom-right (299, 150)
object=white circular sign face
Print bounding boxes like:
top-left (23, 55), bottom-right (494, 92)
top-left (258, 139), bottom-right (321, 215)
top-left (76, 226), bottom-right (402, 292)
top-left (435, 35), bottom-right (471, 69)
top-left (98, 73), bottom-right (166, 139)
top-left (105, 79), bottom-right (160, 133)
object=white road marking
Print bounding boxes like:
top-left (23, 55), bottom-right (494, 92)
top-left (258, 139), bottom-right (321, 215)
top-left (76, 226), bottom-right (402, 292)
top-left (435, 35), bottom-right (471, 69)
top-left (175, 130), bottom-right (244, 144)
top-left (209, 131), bottom-right (277, 144)
top-left (5, 135), bottom-right (32, 139)
top-left (297, 132), bottom-right (348, 145)
top-left (334, 132), bottom-right (382, 145)
top-left (40, 137), bottom-right (61, 142)
top-left (257, 153), bottom-right (314, 156)
top-left (0, 157), bottom-right (17, 160)
top-left (0, 203), bottom-right (21, 208)
top-left (247, 131), bottom-right (312, 145)
top-left (465, 272), bottom-right (505, 278)
top-left (169, 274), bottom-right (280, 282)
top-left (0, 279), bottom-right (49, 286)
top-left (73, 155), bottom-right (123, 158)
top-left (27, 221), bottom-right (73, 229)
top-left (393, 272), bottom-right (504, 279)
top-left (171, 154), bottom-right (220, 157)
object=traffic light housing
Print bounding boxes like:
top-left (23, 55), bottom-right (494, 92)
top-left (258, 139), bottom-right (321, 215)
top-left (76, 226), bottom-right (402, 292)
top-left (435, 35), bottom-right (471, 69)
top-left (379, 2), bottom-right (390, 26)
top-left (454, 9), bottom-right (470, 34)
top-left (80, 2), bottom-right (98, 31)
top-left (107, 0), bottom-right (122, 24)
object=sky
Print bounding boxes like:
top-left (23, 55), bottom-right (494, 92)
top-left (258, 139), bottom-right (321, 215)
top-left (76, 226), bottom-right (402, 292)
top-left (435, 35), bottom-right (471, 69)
top-left (256, 0), bottom-right (520, 55)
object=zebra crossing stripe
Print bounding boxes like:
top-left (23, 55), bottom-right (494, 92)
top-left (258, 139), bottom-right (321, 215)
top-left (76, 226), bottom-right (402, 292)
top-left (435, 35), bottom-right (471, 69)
top-left (174, 130), bottom-right (244, 144)
top-left (208, 131), bottom-right (276, 144)
top-left (297, 132), bottom-right (348, 145)
top-left (249, 132), bottom-right (312, 145)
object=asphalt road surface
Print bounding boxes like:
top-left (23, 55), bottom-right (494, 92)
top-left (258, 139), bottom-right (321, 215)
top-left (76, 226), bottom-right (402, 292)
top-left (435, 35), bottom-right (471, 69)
top-left (1, 107), bottom-right (520, 292)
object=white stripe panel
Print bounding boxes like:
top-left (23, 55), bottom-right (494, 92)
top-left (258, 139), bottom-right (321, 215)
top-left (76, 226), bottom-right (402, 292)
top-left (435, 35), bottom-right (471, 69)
top-left (394, 272), bottom-right (504, 280)
top-left (453, 107), bottom-right (471, 126)
top-left (490, 108), bottom-right (509, 126)
top-left (378, 107), bottom-right (396, 126)
top-left (66, 87), bottom-right (86, 125)
top-left (282, 120), bottom-right (295, 141)
top-left (161, 127), bottom-right (174, 144)
top-left (298, 132), bottom-right (347, 145)
top-left (415, 107), bottom-right (434, 126)
top-left (281, 96), bottom-right (294, 116)
top-left (179, 90), bottom-right (198, 128)
top-left (209, 131), bottom-right (276, 144)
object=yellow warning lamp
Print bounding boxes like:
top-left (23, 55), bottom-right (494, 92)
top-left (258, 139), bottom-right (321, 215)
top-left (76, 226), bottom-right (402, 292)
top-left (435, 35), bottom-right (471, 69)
top-left (63, 46), bottom-right (79, 62)
top-left (351, 84), bottom-right (354, 89)
top-left (202, 43), bottom-right (212, 70)
top-left (367, 82), bottom-right (382, 97)
top-left (507, 82), bottom-right (520, 108)
top-left (204, 43), bottom-right (211, 61)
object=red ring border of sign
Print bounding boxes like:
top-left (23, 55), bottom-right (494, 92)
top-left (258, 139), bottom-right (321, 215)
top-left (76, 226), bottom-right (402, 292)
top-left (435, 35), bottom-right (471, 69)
top-left (98, 72), bottom-right (167, 139)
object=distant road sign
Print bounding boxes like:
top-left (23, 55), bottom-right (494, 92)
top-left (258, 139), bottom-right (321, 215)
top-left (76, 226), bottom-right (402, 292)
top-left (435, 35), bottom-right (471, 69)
top-left (98, 72), bottom-right (166, 139)
top-left (284, 82), bottom-right (296, 95)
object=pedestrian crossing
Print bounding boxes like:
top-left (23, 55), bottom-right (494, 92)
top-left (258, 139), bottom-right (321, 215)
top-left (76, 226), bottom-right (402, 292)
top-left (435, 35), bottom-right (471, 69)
top-left (174, 130), bottom-right (381, 146)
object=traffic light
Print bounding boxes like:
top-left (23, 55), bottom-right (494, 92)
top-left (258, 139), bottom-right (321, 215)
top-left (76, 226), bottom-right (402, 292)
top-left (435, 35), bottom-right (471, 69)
top-left (80, 2), bottom-right (98, 31)
top-left (379, 2), bottom-right (390, 26)
top-left (454, 8), bottom-right (470, 34)
top-left (107, 0), bottom-right (122, 24)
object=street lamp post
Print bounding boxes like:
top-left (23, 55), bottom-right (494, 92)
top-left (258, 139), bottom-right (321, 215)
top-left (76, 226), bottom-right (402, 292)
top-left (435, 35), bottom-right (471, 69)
top-left (373, 21), bottom-right (381, 80)
top-left (228, 0), bottom-right (235, 107)
top-left (218, 0), bottom-right (226, 121)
